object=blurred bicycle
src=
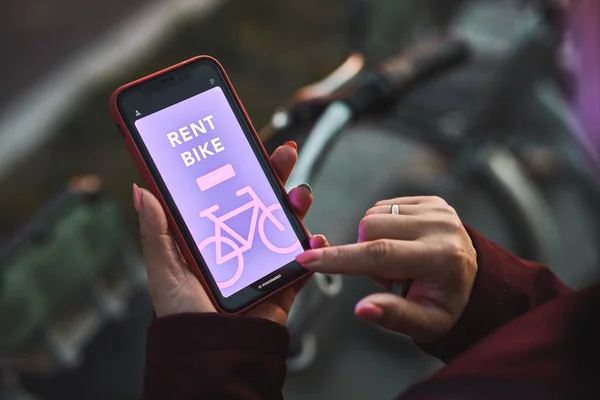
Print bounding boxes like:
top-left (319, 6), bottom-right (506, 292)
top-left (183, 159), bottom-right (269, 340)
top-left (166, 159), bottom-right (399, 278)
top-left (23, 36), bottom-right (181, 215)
top-left (261, 0), bottom-right (600, 371)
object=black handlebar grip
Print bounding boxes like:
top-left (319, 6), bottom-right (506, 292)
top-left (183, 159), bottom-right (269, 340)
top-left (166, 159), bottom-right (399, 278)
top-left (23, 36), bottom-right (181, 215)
top-left (345, 37), bottom-right (471, 115)
top-left (381, 37), bottom-right (471, 88)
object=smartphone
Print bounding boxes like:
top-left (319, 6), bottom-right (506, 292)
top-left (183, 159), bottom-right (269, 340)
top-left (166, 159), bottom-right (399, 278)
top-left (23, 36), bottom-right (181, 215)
top-left (110, 56), bottom-right (311, 313)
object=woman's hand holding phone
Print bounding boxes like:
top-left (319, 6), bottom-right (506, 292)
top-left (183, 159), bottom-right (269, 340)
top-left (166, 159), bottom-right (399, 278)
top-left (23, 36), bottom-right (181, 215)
top-left (135, 142), bottom-right (328, 325)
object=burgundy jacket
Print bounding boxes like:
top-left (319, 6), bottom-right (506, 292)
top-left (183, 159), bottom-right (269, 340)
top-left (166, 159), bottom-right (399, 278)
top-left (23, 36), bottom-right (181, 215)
top-left (143, 228), bottom-right (599, 399)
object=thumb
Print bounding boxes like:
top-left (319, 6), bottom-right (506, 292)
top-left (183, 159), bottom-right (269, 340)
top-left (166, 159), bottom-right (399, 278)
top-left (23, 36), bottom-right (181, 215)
top-left (354, 293), bottom-right (450, 342)
top-left (134, 184), bottom-right (189, 284)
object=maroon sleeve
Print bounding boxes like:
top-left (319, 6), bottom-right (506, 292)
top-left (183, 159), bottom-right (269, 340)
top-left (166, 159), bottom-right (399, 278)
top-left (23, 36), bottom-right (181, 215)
top-left (144, 313), bottom-right (288, 400)
top-left (418, 226), bottom-right (573, 363)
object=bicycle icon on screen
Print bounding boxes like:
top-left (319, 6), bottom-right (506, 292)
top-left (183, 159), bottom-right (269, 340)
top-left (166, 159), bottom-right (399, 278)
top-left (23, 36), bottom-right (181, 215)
top-left (198, 186), bottom-right (301, 289)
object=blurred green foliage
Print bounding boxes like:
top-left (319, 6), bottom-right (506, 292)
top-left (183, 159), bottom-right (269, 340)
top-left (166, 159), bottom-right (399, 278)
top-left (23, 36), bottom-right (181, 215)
top-left (0, 194), bottom-right (123, 350)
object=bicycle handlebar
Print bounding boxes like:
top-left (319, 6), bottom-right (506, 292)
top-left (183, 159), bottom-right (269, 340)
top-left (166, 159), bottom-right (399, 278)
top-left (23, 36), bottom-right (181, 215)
top-left (286, 36), bottom-right (471, 189)
top-left (236, 187), bottom-right (252, 196)
top-left (345, 37), bottom-right (471, 115)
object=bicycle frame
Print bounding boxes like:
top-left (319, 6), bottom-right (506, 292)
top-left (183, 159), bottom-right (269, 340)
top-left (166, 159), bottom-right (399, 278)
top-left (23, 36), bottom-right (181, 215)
top-left (199, 186), bottom-right (283, 265)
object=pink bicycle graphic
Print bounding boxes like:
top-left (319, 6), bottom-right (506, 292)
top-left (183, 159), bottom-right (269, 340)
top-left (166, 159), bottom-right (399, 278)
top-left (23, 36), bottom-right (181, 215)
top-left (198, 186), bottom-right (301, 289)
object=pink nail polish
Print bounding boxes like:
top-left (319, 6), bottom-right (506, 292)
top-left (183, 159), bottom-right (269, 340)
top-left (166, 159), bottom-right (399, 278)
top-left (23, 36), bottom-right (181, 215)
top-left (355, 302), bottom-right (383, 320)
top-left (133, 183), bottom-right (143, 212)
top-left (295, 249), bottom-right (322, 266)
top-left (285, 141), bottom-right (298, 151)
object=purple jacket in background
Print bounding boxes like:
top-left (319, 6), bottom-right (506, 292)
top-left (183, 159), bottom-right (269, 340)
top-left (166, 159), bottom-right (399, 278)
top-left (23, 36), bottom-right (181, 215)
top-left (569, 0), bottom-right (600, 169)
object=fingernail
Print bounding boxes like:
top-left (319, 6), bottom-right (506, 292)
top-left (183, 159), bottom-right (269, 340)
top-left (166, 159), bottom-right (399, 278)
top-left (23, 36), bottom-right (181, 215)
top-left (309, 234), bottom-right (328, 249)
top-left (297, 183), bottom-right (312, 194)
top-left (285, 141), bottom-right (298, 151)
top-left (133, 183), bottom-right (143, 213)
top-left (295, 249), bottom-right (322, 267)
top-left (355, 302), bottom-right (383, 320)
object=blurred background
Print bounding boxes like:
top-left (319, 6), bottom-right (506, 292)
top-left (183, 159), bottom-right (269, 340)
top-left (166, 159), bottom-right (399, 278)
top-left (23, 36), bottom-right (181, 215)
top-left (1, 0), bottom-right (599, 399)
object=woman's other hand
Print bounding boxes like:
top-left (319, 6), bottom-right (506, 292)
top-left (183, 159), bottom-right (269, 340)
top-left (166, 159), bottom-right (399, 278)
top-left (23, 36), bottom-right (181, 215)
top-left (297, 196), bottom-right (477, 343)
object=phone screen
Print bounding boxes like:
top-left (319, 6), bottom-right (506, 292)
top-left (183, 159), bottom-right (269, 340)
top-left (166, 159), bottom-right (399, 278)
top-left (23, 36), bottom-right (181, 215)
top-left (116, 58), bottom-right (309, 310)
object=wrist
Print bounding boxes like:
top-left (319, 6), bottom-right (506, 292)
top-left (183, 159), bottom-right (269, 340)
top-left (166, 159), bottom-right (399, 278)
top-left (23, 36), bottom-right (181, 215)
top-left (152, 295), bottom-right (217, 317)
top-left (149, 313), bottom-right (289, 354)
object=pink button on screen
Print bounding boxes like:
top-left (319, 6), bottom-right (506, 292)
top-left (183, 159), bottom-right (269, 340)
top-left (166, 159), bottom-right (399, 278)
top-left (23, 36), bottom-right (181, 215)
top-left (196, 164), bottom-right (236, 191)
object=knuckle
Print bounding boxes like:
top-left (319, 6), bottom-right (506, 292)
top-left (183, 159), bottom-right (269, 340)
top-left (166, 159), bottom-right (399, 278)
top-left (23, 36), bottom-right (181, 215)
top-left (440, 240), bottom-right (466, 264)
top-left (323, 245), bottom-right (342, 262)
top-left (430, 196), bottom-right (447, 205)
top-left (440, 203), bottom-right (457, 216)
top-left (444, 215), bottom-right (463, 230)
top-left (367, 239), bottom-right (392, 263)
top-left (432, 206), bottom-right (461, 230)
top-left (449, 210), bottom-right (461, 225)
